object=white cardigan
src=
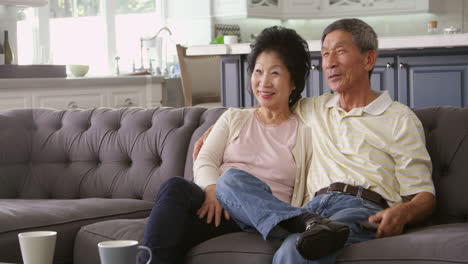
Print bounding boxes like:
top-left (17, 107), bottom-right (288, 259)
top-left (193, 108), bottom-right (313, 207)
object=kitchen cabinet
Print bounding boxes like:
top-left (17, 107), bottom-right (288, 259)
top-left (212, 0), bottom-right (281, 19)
top-left (34, 89), bottom-right (106, 109)
top-left (0, 76), bottom-right (168, 110)
top-left (371, 57), bottom-right (396, 99)
top-left (305, 58), bottom-right (326, 98)
top-left (220, 55), bottom-right (244, 107)
top-left (318, 0), bottom-right (440, 18)
top-left (397, 54), bottom-right (468, 108)
top-left (0, 91), bottom-right (31, 108)
top-left (212, 0), bottom-right (440, 19)
top-left (281, 0), bottom-right (321, 19)
top-left (220, 47), bottom-right (468, 108)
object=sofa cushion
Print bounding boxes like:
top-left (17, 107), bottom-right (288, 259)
top-left (186, 232), bottom-right (281, 264)
top-left (186, 223), bottom-right (468, 264)
top-left (336, 223), bottom-right (468, 263)
top-left (74, 218), bottom-right (147, 264)
top-left (0, 199), bottom-right (152, 264)
top-left (0, 198), bottom-right (152, 234)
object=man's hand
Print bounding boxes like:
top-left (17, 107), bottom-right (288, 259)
top-left (368, 203), bottom-right (409, 238)
top-left (196, 184), bottom-right (230, 227)
top-left (368, 192), bottom-right (435, 238)
top-left (192, 125), bottom-right (214, 161)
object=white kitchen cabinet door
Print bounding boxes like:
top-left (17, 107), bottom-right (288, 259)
top-left (108, 87), bottom-right (145, 108)
top-left (318, 0), bottom-right (436, 17)
top-left (282, 0), bottom-right (321, 19)
top-left (248, 0), bottom-right (281, 18)
top-left (213, 0), bottom-right (281, 19)
top-left (33, 89), bottom-right (106, 110)
top-left (0, 91), bottom-right (32, 109)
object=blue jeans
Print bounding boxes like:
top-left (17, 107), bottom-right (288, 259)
top-left (216, 169), bottom-right (383, 264)
top-left (141, 177), bottom-right (241, 264)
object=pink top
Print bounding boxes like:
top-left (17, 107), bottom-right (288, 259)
top-left (219, 113), bottom-right (298, 203)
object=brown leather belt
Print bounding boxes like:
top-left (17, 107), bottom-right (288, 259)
top-left (314, 182), bottom-right (389, 209)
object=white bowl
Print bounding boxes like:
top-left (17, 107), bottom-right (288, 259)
top-left (68, 64), bottom-right (89, 77)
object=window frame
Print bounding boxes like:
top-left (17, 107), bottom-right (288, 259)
top-left (28, 0), bottom-right (165, 73)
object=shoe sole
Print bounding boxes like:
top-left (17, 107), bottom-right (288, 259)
top-left (296, 226), bottom-right (349, 260)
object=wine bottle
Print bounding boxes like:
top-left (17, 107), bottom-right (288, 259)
top-left (4, 30), bottom-right (14, 65)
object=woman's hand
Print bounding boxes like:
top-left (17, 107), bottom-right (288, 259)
top-left (197, 184), bottom-right (230, 227)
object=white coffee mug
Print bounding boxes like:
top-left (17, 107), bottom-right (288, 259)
top-left (18, 231), bottom-right (57, 264)
top-left (224, 35), bottom-right (238, 45)
top-left (98, 240), bottom-right (152, 264)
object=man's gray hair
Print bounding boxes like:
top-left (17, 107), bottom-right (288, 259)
top-left (321, 18), bottom-right (378, 54)
top-left (321, 18), bottom-right (378, 79)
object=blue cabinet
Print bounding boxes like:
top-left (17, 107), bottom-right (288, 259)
top-left (221, 47), bottom-right (468, 108)
top-left (220, 55), bottom-right (244, 107)
top-left (371, 57), bottom-right (396, 99)
top-left (305, 58), bottom-right (329, 98)
top-left (398, 54), bottom-right (468, 108)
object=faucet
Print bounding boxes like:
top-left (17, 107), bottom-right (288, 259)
top-left (138, 27), bottom-right (173, 73)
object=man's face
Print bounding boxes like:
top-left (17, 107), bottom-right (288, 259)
top-left (321, 30), bottom-right (374, 94)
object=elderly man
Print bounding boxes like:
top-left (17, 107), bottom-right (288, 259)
top-left (267, 18), bottom-right (436, 263)
top-left (194, 18), bottom-right (436, 264)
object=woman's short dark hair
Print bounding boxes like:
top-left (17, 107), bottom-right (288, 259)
top-left (247, 26), bottom-right (310, 107)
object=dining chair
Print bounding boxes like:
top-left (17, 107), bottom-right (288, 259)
top-left (176, 44), bottom-right (221, 107)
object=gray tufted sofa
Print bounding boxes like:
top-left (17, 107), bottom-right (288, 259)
top-left (0, 106), bottom-right (467, 264)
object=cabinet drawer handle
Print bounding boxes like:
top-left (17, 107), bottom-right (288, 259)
top-left (386, 63), bottom-right (393, 69)
top-left (68, 101), bottom-right (79, 109)
top-left (124, 98), bottom-right (134, 107)
top-left (311, 65), bottom-right (318, 71)
top-left (399, 63), bottom-right (406, 69)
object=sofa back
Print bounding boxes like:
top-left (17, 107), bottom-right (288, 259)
top-left (0, 107), bottom-right (223, 202)
top-left (0, 106), bottom-right (466, 224)
top-left (414, 107), bottom-right (468, 224)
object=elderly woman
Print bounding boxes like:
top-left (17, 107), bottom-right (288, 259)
top-left (141, 26), bottom-right (337, 264)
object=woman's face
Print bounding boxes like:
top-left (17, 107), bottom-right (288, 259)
top-left (251, 50), bottom-right (294, 110)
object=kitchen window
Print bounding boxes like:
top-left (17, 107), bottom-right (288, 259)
top-left (17, 0), bottom-right (165, 75)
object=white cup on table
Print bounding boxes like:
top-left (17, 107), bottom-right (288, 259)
top-left (98, 240), bottom-right (152, 264)
top-left (18, 231), bottom-right (57, 264)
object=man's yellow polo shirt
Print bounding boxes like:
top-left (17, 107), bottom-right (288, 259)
top-left (295, 91), bottom-right (435, 207)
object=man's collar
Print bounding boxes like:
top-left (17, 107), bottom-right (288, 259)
top-left (325, 91), bottom-right (393, 115)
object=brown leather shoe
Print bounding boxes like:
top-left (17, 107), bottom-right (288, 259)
top-left (295, 218), bottom-right (349, 260)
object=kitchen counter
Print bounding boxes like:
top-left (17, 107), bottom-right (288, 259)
top-left (0, 75), bottom-right (166, 89)
top-left (0, 75), bottom-right (184, 110)
top-left (186, 33), bottom-right (468, 56)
